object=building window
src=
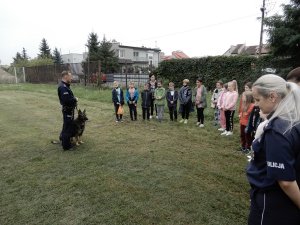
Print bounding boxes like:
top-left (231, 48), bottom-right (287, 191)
top-left (119, 50), bottom-right (125, 58)
top-left (133, 52), bottom-right (139, 57)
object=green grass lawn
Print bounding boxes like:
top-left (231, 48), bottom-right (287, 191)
top-left (0, 83), bottom-right (250, 225)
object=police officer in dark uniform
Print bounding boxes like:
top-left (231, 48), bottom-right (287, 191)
top-left (58, 71), bottom-right (78, 150)
top-left (246, 74), bottom-right (300, 225)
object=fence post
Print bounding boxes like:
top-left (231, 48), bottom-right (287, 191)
top-left (14, 67), bottom-right (17, 84)
top-left (23, 67), bottom-right (26, 83)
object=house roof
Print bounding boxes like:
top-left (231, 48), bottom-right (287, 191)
top-left (244, 45), bottom-right (257, 55)
top-left (119, 45), bottom-right (161, 52)
top-left (231, 44), bottom-right (244, 54)
top-left (172, 51), bottom-right (189, 59)
top-left (162, 50), bottom-right (189, 60)
top-left (224, 44), bottom-right (270, 56)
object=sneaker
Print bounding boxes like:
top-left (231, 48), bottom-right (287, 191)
top-left (184, 119), bottom-right (188, 124)
top-left (196, 122), bottom-right (201, 126)
top-left (115, 120), bottom-right (119, 123)
top-left (242, 148), bottom-right (251, 154)
top-left (226, 131), bottom-right (233, 136)
top-left (221, 131), bottom-right (228, 135)
top-left (218, 128), bottom-right (225, 131)
top-left (149, 115), bottom-right (153, 119)
top-left (179, 119), bottom-right (184, 123)
top-left (156, 116), bottom-right (158, 119)
top-left (199, 124), bottom-right (205, 128)
top-left (238, 147), bottom-right (245, 152)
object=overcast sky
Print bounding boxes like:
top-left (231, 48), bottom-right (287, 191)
top-left (0, 0), bottom-right (287, 65)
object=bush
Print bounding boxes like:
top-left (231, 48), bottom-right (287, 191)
top-left (155, 55), bottom-right (292, 92)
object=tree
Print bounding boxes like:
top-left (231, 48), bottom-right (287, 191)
top-left (39, 38), bottom-right (52, 58)
top-left (53, 47), bottom-right (63, 64)
top-left (264, 0), bottom-right (300, 66)
top-left (13, 52), bottom-right (23, 65)
top-left (21, 47), bottom-right (29, 61)
top-left (27, 57), bottom-right (54, 66)
top-left (86, 32), bottom-right (100, 61)
top-left (98, 36), bottom-right (119, 73)
top-left (12, 48), bottom-right (29, 66)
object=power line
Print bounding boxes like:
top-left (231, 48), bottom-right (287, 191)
top-left (127, 13), bottom-right (260, 43)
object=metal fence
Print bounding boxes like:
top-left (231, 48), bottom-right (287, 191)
top-left (7, 62), bottom-right (150, 87)
top-left (0, 67), bottom-right (26, 84)
top-left (107, 74), bottom-right (149, 88)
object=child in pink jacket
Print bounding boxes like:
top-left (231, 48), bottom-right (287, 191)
top-left (217, 83), bottom-right (228, 132)
top-left (221, 81), bottom-right (238, 136)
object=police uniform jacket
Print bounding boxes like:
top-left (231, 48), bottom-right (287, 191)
top-left (58, 81), bottom-right (77, 113)
top-left (247, 116), bottom-right (300, 191)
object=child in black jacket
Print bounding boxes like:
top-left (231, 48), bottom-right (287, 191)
top-left (245, 105), bottom-right (262, 152)
top-left (141, 83), bottom-right (152, 120)
top-left (112, 81), bottom-right (124, 122)
top-left (166, 82), bottom-right (178, 121)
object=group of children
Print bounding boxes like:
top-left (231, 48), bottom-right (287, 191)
top-left (112, 76), bottom-right (262, 154)
top-left (112, 75), bottom-right (208, 127)
top-left (211, 80), bottom-right (262, 153)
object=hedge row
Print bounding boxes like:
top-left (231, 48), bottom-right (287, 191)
top-left (155, 55), bottom-right (293, 92)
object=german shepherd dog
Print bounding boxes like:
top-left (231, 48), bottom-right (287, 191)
top-left (71, 109), bottom-right (88, 146)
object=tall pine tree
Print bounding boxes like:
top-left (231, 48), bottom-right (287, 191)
top-left (39, 38), bottom-right (52, 58)
top-left (22, 47), bottom-right (29, 61)
top-left (98, 36), bottom-right (119, 73)
top-left (86, 32), bottom-right (100, 61)
top-left (13, 52), bottom-right (23, 65)
top-left (264, 0), bottom-right (300, 66)
top-left (53, 47), bottom-right (63, 64)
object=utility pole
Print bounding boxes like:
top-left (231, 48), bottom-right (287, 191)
top-left (258, 0), bottom-right (266, 57)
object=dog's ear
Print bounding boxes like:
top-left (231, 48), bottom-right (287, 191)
top-left (78, 109), bottom-right (82, 114)
top-left (83, 109), bottom-right (86, 114)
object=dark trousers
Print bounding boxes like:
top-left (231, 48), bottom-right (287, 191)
top-left (248, 188), bottom-right (300, 225)
top-left (142, 107), bottom-right (150, 120)
top-left (196, 107), bottom-right (205, 124)
top-left (225, 110), bottom-right (235, 132)
top-left (114, 104), bottom-right (123, 121)
top-left (128, 104), bottom-right (137, 120)
top-left (240, 125), bottom-right (253, 149)
top-left (181, 102), bottom-right (191, 119)
top-left (60, 110), bottom-right (74, 150)
top-left (168, 105), bottom-right (177, 121)
top-left (150, 98), bottom-right (157, 116)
